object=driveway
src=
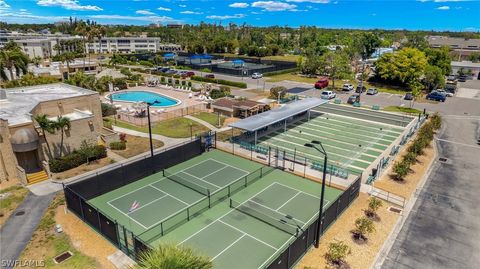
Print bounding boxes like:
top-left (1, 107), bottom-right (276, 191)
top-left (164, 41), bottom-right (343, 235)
top-left (380, 116), bottom-right (480, 269)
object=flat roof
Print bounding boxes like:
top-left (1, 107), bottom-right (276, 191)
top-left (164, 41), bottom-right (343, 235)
top-left (0, 83), bottom-right (97, 126)
top-left (229, 98), bottom-right (328, 132)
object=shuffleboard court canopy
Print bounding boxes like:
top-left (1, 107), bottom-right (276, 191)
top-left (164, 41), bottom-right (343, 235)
top-left (229, 97), bottom-right (328, 132)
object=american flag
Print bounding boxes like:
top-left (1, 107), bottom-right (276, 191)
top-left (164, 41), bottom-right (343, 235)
top-left (128, 200), bottom-right (140, 213)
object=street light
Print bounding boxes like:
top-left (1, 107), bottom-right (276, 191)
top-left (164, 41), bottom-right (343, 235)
top-left (144, 101), bottom-right (160, 157)
top-left (304, 140), bottom-right (328, 248)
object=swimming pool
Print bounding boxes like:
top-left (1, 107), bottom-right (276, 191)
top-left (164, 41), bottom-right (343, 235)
top-left (108, 91), bottom-right (180, 107)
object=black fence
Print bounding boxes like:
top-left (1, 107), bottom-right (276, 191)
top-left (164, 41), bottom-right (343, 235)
top-left (63, 138), bottom-right (206, 260)
top-left (266, 174), bottom-right (361, 269)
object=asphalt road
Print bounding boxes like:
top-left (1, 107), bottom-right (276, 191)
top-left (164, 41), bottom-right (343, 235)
top-left (381, 116), bottom-right (480, 269)
top-left (0, 192), bottom-right (55, 268)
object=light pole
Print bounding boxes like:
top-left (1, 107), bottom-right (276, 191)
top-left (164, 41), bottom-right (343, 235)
top-left (189, 122), bottom-right (193, 140)
top-left (145, 101), bottom-right (160, 157)
top-left (304, 140), bottom-right (327, 248)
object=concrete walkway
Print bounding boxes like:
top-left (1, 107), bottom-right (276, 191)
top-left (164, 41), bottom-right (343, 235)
top-left (184, 115), bottom-right (231, 132)
top-left (0, 192), bottom-right (55, 269)
top-left (112, 126), bottom-right (189, 147)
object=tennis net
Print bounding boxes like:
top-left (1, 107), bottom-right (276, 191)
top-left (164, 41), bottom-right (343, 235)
top-left (230, 199), bottom-right (299, 236)
top-left (163, 170), bottom-right (210, 196)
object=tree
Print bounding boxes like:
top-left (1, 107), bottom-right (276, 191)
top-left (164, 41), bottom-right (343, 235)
top-left (52, 116), bottom-right (71, 157)
top-left (318, 51), bottom-right (352, 89)
top-left (352, 217), bottom-right (375, 241)
top-left (325, 240), bottom-right (351, 267)
top-left (392, 161), bottom-right (409, 181)
top-left (424, 47), bottom-right (451, 76)
top-left (33, 114), bottom-right (55, 158)
top-left (0, 48), bottom-right (29, 81)
top-left (404, 33), bottom-right (428, 50)
top-left (353, 32), bottom-right (381, 60)
top-left (58, 52), bottom-right (76, 80)
top-left (270, 86), bottom-right (287, 100)
top-left (136, 244), bottom-right (212, 269)
top-left (301, 56), bottom-right (321, 76)
top-left (423, 65), bottom-right (445, 91)
top-left (374, 48), bottom-right (427, 90)
top-left (468, 52), bottom-right (480, 63)
top-left (365, 197), bottom-right (383, 219)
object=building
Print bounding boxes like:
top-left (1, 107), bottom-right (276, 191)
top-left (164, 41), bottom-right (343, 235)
top-left (29, 59), bottom-right (99, 80)
top-left (451, 61), bottom-right (480, 80)
top-left (211, 98), bottom-right (270, 118)
top-left (428, 36), bottom-right (480, 59)
top-left (85, 37), bottom-right (182, 54)
top-left (0, 83), bottom-right (103, 184)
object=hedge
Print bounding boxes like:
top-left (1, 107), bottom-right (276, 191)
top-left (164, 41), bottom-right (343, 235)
top-left (191, 76), bottom-right (247, 88)
top-left (263, 67), bottom-right (300, 77)
top-left (49, 145), bottom-right (107, 173)
top-left (110, 141), bottom-right (126, 150)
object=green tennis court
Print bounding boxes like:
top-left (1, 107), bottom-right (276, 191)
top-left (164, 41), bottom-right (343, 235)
top-left (152, 168), bottom-right (342, 269)
top-left (89, 150), bottom-right (263, 236)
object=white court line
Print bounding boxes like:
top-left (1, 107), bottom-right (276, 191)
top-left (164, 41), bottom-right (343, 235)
top-left (150, 184), bottom-right (189, 205)
top-left (181, 171), bottom-right (222, 189)
top-left (208, 158), bottom-right (250, 175)
top-left (273, 182), bottom-right (323, 200)
top-left (177, 183), bottom-right (278, 246)
top-left (211, 234), bottom-right (246, 261)
top-left (108, 184), bottom-right (163, 205)
top-left (276, 191), bottom-right (301, 211)
top-left (124, 193), bottom-right (167, 214)
top-left (247, 199), bottom-right (305, 226)
top-left (218, 219), bottom-right (278, 250)
top-left (107, 201), bottom-right (149, 229)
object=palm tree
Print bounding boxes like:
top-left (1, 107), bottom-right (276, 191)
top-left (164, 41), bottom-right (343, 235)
top-left (0, 49), bottom-right (29, 81)
top-left (137, 244), bottom-right (212, 269)
top-left (52, 116), bottom-right (71, 157)
top-left (34, 114), bottom-right (56, 158)
top-left (59, 52), bottom-right (76, 80)
top-left (75, 22), bottom-right (88, 69)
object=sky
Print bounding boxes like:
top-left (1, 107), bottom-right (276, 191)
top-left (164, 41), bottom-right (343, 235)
top-left (0, 0), bottom-right (479, 31)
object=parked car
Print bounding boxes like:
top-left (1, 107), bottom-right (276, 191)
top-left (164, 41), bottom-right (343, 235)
top-left (347, 94), bottom-right (360, 104)
top-left (426, 91), bottom-right (446, 102)
top-left (251, 72), bottom-right (263, 79)
top-left (158, 67), bottom-right (170, 72)
top-left (366, 88), bottom-right (378, 95)
top-left (446, 75), bottom-right (457, 85)
top-left (342, 84), bottom-right (354, 91)
top-left (314, 78), bottom-right (329, 89)
top-left (404, 92), bottom-right (414, 100)
top-left (321, 90), bottom-right (336, 100)
top-left (435, 89), bottom-right (453, 97)
top-left (445, 84), bottom-right (457, 96)
top-left (165, 69), bottom-right (177, 74)
top-left (355, 85), bottom-right (366, 93)
top-left (185, 71), bottom-right (195, 77)
top-left (205, 74), bottom-right (215, 79)
top-left (458, 75), bottom-right (467, 82)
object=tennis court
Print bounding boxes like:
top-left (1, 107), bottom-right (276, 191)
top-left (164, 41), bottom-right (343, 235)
top-left (153, 168), bottom-right (343, 269)
top-left (89, 151), bottom-right (263, 236)
top-left (255, 106), bottom-right (409, 175)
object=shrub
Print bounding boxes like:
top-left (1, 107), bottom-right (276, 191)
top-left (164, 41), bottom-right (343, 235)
top-left (101, 102), bottom-right (117, 117)
top-left (188, 81), bottom-right (192, 87)
top-left (181, 80), bottom-right (186, 86)
top-left (325, 240), bottom-right (351, 267)
top-left (139, 60), bottom-right (154, 67)
top-left (430, 113), bottom-right (442, 130)
top-left (49, 144), bottom-right (107, 173)
top-left (392, 161), bottom-right (409, 181)
top-left (110, 141), bottom-right (126, 150)
top-left (210, 86), bottom-right (231, 99)
top-left (352, 217), bottom-right (375, 241)
top-left (119, 133), bottom-right (127, 142)
top-left (199, 68), bottom-right (212, 73)
top-left (160, 76), bottom-right (166, 83)
top-left (270, 86), bottom-right (287, 99)
top-left (190, 76), bottom-right (247, 88)
top-left (175, 79), bottom-right (180, 85)
top-left (103, 118), bottom-right (113, 129)
top-left (137, 244), bottom-right (212, 269)
top-left (365, 197), bottom-right (383, 219)
top-left (403, 151), bottom-right (417, 166)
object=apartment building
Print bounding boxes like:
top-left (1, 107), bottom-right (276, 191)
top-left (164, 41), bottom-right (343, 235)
top-left (85, 37), bottom-right (182, 54)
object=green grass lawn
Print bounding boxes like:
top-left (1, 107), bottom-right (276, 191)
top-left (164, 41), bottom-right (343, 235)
top-left (266, 73), bottom-right (318, 83)
top-left (191, 112), bottom-right (226, 127)
top-left (108, 117), bottom-right (210, 138)
top-left (383, 106), bottom-right (423, 114)
top-left (212, 53), bottom-right (299, 62)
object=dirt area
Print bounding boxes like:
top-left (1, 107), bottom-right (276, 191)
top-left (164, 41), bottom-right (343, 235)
top-left (374, 141), bottom-right (435, 199)
top-left (0, 183), bottom-right (29, 227)
top-left (55, 204), bottom-right (117, 269)
top-left (17, 194), bottom-right (101, 269)
top-left (52, 157), bottom-right (114, 180)
top-left (111, 134), bottom-right (164, 159)
top-left (297, 193), bottom-right (400, 269)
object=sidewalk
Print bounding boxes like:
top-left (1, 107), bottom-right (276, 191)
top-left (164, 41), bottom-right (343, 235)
top-left (184, 115), bottom-right (231, 132)
top-left (112, 126), bottom-right (189, 147)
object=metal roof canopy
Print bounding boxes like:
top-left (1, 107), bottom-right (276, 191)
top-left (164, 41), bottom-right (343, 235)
top-left (229, 98), bottom-right (328, 132)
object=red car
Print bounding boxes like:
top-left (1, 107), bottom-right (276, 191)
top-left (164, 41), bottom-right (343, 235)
top-left (314, 78), bottom-right (329, 89)
top-left (204, 74), bottom-right (215, 79)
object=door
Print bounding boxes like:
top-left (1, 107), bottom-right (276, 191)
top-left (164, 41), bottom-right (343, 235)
top-left (15, 150), bottom-right (40, 173)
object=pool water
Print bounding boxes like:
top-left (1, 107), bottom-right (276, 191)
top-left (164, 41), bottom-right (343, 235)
top-left (110, 91), bottom-right (179, 107)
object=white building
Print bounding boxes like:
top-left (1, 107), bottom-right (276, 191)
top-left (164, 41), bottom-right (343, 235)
top-left (451, 61), bottom-right (480, 80)
top-left (85, 37), bottom-right (182, 54)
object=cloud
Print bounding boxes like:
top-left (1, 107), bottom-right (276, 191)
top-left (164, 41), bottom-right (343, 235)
top-left (418, 0), bottom-right (469, 2)
top-left (179, 4), bottom-right (186, 7)
top-left (0, 0), bottom-right (10, 10)
top-left (136, 10), bottom-right (155, 15)
top-left (436, 5), bottom-right (450, 9)
top-left (229, 2), bottom-right (249, 8)
top-left (180, 10), bottom-right (203, 14)
top-left (286, 0), bottom-right (329, 3)
top-left (1, 12), bottom-right (68, 21)
top-left (157, 6), bottom-right (171, 11)
top-left (252, 1), bottom-right (297, 11)
top-left (37, 0), bottom-right (102, 11)
top-left (206, 14), bottom-right (246, 20)
top-left (89, 14), bottom-right (179, 23)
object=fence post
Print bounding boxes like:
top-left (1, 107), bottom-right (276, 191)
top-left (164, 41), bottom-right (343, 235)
top-left (123, 226), bottom-right (130, 256)
top-left (303, 157), bottom-right (307, 178)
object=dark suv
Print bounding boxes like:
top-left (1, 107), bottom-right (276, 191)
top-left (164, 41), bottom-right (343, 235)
top-left (426, 91), bottom-right (446, 102)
